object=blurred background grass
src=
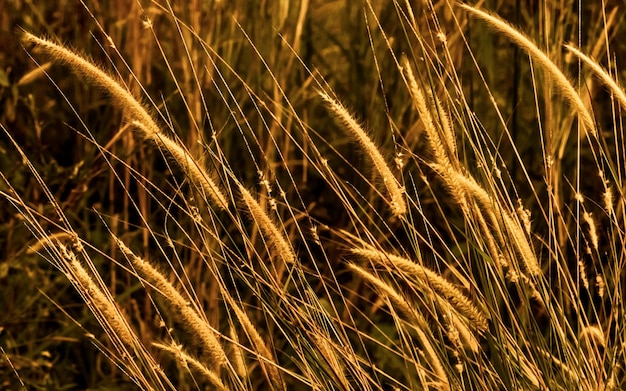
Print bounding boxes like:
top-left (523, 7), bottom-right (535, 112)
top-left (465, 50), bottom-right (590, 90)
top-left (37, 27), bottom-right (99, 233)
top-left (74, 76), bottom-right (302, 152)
top-left (1, 0), bottom-right (626, 388)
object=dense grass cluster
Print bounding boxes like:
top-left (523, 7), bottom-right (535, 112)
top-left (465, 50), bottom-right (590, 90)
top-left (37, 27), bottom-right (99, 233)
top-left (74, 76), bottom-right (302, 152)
top-left (2, 0), bottom-right (626, 389)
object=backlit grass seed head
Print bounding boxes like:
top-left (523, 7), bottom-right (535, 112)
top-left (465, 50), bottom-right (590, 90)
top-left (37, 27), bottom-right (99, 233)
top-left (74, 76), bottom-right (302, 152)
top-left (225, 293), bottom-right (284, 389)
top-left (438, 166), bottom-right (541, 277)
top-left (116, 239), bottom-right (227, 368)
top-left (319, 91), bottom-right (407, 216)
top-left (401, 57), bottom-right (456, 170)
top-left (152, 342), bottom-right (227, 391)
top-left (22, 33), bottom-right (228, 210)
top-left (603, 187), bottom-right (614, 215)
top-left (238, 184), bottom-right (296, 265)
top-left (566, 44), bottom-right (626, 113)
top-left (578, 259), bottom-right (591, 291)
top-left (460, 4), bottom-right (596, 137)
top-left (22, 33), bottom-right (160, 136)
top-left (348, 263), bottom-right (449, 390)
top-left (132, 121), bottom-right (228, 210)
top-left (582, 212), bottom-right (599, 252)
top-left (228, 326), bottom-right (247, 378)
top-left (596, 275), bottom-right (606, 299)
top-left (61, 244), bottom-right (136, 349)
top-left (352, 247), bottom-right (489, 332)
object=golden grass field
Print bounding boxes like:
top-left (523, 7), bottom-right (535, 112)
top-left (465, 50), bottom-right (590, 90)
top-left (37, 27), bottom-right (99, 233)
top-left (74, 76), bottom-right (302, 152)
top-left (2, 0), bottom-right (626, 389)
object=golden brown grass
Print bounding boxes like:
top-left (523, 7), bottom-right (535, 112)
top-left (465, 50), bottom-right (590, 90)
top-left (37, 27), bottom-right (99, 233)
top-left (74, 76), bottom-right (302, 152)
top-left (3, 1), bottom-right (624, 389)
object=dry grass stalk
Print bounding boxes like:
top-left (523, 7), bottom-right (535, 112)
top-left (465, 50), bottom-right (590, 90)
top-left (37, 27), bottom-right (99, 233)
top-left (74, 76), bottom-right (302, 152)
top-left (22, 33), bottom-right (228, 210)
top-left (352, 247), bottom-right (488, 332)
top-left (319, 91), bottom-right (407, 216)
top-left (460, 4), bottom-right (596, 136)
top-left (348, 263), bottom-right (449, 390)
top-left (115, 238), bottom-right (227, 368)
top-left (21, 33), bottom-right (160, 135)
top-left (56, 243), bottom-right (167, 388)
top-left (27, 231), bottom-right (76, 254)
top-left (473, 203), bottom-right (507, 270)
top-left (582, 212), bottom-right (599, 252)
top-left (432, 92), bottom-right (456, 158)
top-left (446, 305), bottom-right (480, 354)
top-left (500, 213), bottom-right (542, 277)
top-left (152, 342), bottom-right (228, 390)
top-left (238, 184), bottom-right (296, 265)
top-left (427, 158), bottom-right (471, 217)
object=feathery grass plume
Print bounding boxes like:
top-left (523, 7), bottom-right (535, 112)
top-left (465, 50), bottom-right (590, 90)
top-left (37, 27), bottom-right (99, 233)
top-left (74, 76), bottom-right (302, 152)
top-left (228, 326), bottom-right (246, 379)
top-left (436, 165), bottom-right (542, 277)
top-left (238, 183), bottom-right (296, 265)
top-left (27, 231), bottom-right (76, 254)
top-left (309, 333), bottom-right (350, 390)
top-left (401, 56), bottom-right (456, 170)
top-left (352, 247), bottom-right (489, 332)
top-left (21, 32), bottom-right (160, 134)
top-left (348, 263), bottom-right (449, 390)
top-left (516, 200), bottom-right (532, 236)
top-left (432, 92), bottom-right (456, 157)
top-left (582, 212), bottom-right (599, 252)
top-left (115, 238), bottom-right (227, 368)
top-left (578, 257), bottom-right (591, 291)
top-left (459, 4), bottom-right (596, 137)
top-left (21, 32), bottom-right (228, 210)
top-left (132, 121), bottom-right (228, 209)
top-left (603, 186), bottom-right (614, 215)
top-left (596, 275), bottom-right (606, 299)
top-left (60, 243), bottom-right (137, 351)
top-left (578, 325), bottom-right (605, 356)
top-left (56, 243), bottom-right (168, 389)
top-left (152, 342), bottom-right (227, 391)
top-left (565, 44), bottom-right (626, 112)
top-left (499, 212), bottom-right (542, 277)
top-left (473, 204), bottom-right (507, 270)
top-left (223, 293), bottom-right (284, 389)
top-left (318, 91), bottom-right (407, 216)
top-left (446, 304), bottom-right (480, 354)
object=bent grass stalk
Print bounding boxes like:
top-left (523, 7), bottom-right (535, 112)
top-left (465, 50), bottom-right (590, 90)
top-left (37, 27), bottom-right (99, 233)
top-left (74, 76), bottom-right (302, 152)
top-left (131, 121), bottom-right (228, 210)
top-left (222, 291), bottom-right (284, 389)
top-left (565, 44), bottom-right (626, 112)
top-left (401, 56), bottom-right (457, 171)
top-left (238, 183), bottom-right (296, 265)
top-left (56, 242), bottom-right (168, 389)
